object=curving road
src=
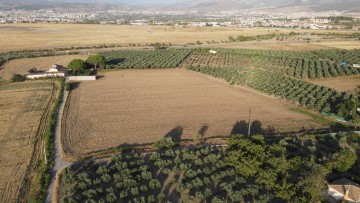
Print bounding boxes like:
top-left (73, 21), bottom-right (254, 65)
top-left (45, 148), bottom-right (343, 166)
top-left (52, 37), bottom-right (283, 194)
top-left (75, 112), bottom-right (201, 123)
top-left (45, 84), bottom-right (73, 203)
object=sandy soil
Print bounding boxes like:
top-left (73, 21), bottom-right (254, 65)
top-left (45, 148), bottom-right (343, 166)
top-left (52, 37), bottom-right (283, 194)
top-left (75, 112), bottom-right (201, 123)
top-left (307, 75), bottom-right (360, 93)
top-left (0, 55), bottom-right (88, 80)
top-left (0, 24), bottom-right (358, 51)
top-left (61, 69), bottom-right (326, 158)
top-left (0, 81), bottom-right (55, 203)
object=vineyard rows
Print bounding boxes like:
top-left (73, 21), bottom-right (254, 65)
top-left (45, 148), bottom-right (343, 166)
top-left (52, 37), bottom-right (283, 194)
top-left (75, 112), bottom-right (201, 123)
top-left (182, 50), bottom-right (251, 68)
top-left (312, 49), bottom-right (360, 65)
top-left (216, 48), bottom-right (317, 59)
top-left (182, 49), bottom-right (360, 79)
top-left (102, 49), bottom-right (192, 69)
top-left (252, 56), bottom-right (360, 79)
top-left (187, 66), bottom-right (358, 118)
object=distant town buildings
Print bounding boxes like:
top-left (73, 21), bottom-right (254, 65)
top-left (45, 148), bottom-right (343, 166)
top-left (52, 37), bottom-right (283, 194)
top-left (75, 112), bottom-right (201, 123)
top-left (0, 8), bottom-right (358, 30)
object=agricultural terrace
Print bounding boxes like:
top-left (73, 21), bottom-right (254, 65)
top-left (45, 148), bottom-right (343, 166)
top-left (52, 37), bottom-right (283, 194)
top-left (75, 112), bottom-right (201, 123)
top-left (61, 69), bottom-right (326, 159)
top-left (0, 55), bottom-right (88, 80)
top-left (0, 81), bottom-right (57, 203)
top-left (59, 132), bottom-right (360, 203)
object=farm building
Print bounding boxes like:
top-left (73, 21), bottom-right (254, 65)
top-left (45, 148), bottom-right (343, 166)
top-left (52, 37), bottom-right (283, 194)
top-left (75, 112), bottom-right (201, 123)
top-left (26, 64), bottom-right (68, 79)
top-left (326, 178), bottom-right (360, 203)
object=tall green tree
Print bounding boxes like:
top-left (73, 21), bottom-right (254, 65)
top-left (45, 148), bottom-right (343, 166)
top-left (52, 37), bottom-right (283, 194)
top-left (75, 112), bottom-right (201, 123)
top-left (332, 149), bottom-right (357, 172)
top-left (297, 163), bottom-right (329, 202)
top-left (68, 59), bottom-right (86, 75)
top-left (224, 134), bottom-right (266, 177)
top-left (87, 55), bottom-right (105, 69)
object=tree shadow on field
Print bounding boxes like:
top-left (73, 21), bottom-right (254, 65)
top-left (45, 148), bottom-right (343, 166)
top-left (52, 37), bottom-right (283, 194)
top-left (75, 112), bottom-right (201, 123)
top-left (107, 58), bottom-right (126, 65)
top-left (164, 125), bottom-right (183, 144)
top-left (70, 82), bottom-right (80, 91)
top-left (231, 120), bottom-right (248, 135)
top-left (231, 120), bottom-right (277, 137)
top-left (96, 75), bottom-right (105, 80)
top-left (198, 124), bottom-right (209, 143)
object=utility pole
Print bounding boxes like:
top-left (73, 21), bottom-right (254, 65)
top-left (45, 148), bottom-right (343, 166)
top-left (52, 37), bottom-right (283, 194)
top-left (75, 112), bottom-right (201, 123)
top-left (248, 108), bottom-right (252, 137)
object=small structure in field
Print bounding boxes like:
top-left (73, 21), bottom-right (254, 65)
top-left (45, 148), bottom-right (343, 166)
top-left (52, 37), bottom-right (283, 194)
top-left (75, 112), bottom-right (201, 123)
top-left (26, 64), bottom-right (68, 79)
top-left (209, 50), bottom-right (217, 54)
top-left (326, 178), bottom-right (360, 203)
top-left (353, 64), bottom-right (360, 68)
top-left (339, 61), bottom-right (348, 66)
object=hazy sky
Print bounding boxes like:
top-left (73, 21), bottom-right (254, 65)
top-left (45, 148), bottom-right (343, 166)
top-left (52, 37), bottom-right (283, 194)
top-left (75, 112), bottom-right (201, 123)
top-left (112, 0), bottom-right (186, 5)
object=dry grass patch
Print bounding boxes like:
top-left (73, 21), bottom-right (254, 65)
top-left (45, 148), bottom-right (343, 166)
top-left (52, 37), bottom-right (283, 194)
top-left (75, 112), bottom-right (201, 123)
top-left (0, 24), bottom-right (359, 51)
top-left (0, 81), bottom-right (55, 203)
top-left (0, 55), bottom-right (88, 80)
top-left (62, 69), bottom-right (327, 159)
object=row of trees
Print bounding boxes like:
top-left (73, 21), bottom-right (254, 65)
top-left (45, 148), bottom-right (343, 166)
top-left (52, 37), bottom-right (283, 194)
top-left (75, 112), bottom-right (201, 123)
top-left (253, 56), bottom-right (360, 79)
top-left (182, 50), bottom-right (250, 68)
top-left (312, 49), bottom-right (360, 65)
top-left (60, 132), bottom-right (359, 203)
top-left (217, 48), bottom-right (316, 59)
top-left (0, 49), bottom-right (80, 62)
top-left (101, 49), bottom-right (192, 69)
top-left (179, 48), bottom-right (360, 80)
top-left (67, 55), bottom-right (105, 76)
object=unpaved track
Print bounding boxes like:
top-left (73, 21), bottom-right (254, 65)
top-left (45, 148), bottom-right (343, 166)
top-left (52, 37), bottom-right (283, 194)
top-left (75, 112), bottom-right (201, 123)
top-left (45, 85), bottom-right (73, 203)
top-left (62, 69), bottom-right (327, 159)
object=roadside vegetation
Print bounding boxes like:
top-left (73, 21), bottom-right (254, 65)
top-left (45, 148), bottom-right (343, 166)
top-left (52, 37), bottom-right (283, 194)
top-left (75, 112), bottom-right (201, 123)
top-left (27, 79), bottom-right (64, 202)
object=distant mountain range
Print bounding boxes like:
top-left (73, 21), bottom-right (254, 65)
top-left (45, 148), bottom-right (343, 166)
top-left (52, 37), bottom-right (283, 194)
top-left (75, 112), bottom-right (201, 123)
top-left (0, 0), bottom-right (359, 12)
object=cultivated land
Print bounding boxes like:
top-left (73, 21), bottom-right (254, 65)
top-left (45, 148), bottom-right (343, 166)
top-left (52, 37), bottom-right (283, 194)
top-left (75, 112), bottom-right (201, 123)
top-left (307, 75), bottom-right (360, 93)
top-left (0, 55), bottom-right (88, 80)
top-left (0, 24), bottom-right (359, 51)
top-left (61, 69), bottom-right (326, 159)
top-left (0, 81), bottom-right (56, 203)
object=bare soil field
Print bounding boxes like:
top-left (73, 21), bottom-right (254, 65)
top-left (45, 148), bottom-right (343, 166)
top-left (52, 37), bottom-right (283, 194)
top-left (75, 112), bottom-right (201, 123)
top-left (0, 24), bottom-right (359, 51)
top-left (0, 81), bottom-right (55, 203)
top-left (307, 75), bottom-right (360, 93)
top-left (0, 55), bottom-right (88, 80)
top-left (62, 69), bottom-right (327, 158)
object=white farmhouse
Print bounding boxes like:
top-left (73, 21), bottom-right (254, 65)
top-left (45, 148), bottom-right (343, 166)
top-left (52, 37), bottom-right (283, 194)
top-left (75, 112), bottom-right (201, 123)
top-left (26, 64), bottom-right (68, 79)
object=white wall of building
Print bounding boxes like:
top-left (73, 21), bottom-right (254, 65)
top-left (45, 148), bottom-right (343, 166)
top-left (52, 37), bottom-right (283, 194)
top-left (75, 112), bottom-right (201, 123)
top-left (68, 76), bottom-right (97, 81)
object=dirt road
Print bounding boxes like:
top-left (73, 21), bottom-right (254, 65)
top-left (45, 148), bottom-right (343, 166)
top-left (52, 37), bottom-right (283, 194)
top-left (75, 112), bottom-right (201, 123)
top-left (45, 86), bottom-right (73, 203)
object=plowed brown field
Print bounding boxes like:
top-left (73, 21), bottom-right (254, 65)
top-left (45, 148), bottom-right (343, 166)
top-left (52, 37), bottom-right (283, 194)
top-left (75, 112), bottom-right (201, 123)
top-left (0, 81), bottom-right (56, 203)
top-left (62, 69), bottom-right (327, 158)
top-left (0, 55), bottom-right (88, 80)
